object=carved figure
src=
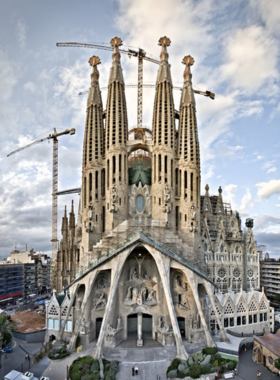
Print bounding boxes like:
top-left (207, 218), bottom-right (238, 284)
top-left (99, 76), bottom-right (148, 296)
top-left (137, 290), bottom-right (143, 305)
top-left (125, 286), bottom-right (132, 300)
top-left (111, 187), bottom-right (117, 203)
top-left (141, 286), bottom-right (147, 301)
top-left (146, 288), bottom-right (157, 303)
top-left (180, 295), bottom-right (190, 309)
top-left (129, 266), bottom-right (137, 280)
top-left (143, 267), bottom-right (149, 279)
top-left (80, 317), bottom-right (86, 334)
top-left (117, 316), bottom-right (122, 330)
top-left (164, 185), bottom-right (171, 202)
top-left (132, 287), bottom-right (138, 303)
top-left (97, 277), bottom-right (109, 289)
top-left (93, 292), bottom-right (106, 310)
top-left (191, 205), bottom-right (196, 220)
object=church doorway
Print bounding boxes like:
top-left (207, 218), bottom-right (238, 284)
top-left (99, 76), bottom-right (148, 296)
top-left (127, 314), bottom-right (138, 338)
top-left (177, 317), bottom-right (185, 338)
top-left (142, 314), bottom-right (152, 338)
top-left (96, 318), bottom-right (103, 339)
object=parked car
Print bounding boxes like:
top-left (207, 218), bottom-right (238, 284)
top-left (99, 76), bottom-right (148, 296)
top-left (4, 346), bottom-right (12, 353)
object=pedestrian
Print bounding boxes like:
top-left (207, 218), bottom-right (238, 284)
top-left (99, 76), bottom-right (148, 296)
top-left (132, 366), bottom-right (135, 376)
top-left (234, 368), bottom-right (237, 378)
top-left (257, 370), bottom-right (261, 379)
top-left (25, 354), bottom-right (28, 361)
top-left (135, 367), bottom-right (138, 375)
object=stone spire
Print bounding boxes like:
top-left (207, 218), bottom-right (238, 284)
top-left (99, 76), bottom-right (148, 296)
top-left (105, 37), bottom-right (128, 152)
top-left (69, 200), bottom-right (75, 244)
top-left (61, 206), bottom-right (68, 247)
top-left (178, 55), bottom-right (200, 168)
top-left (83, 55), bottom-right (104, 169)
top-left (105, 37), bottom-right (128, 231)
top-left (152, 36), bottom-right (175, 149)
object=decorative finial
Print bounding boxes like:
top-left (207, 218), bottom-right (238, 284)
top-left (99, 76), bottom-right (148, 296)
top-left (218, 186), bottom-right (222, 194)
top-left (182, 55), bottom-right (195, 82)
top-left (88, 55), bottom-right (101, 67)
top-left (110, 36), bottom-right (123, 47)
top-left (158, 36), bottom-right (171, 47)
top-left (182, 55), bottom-right (195, 66)
top-left (205, 184), bottom-right (209, 191)
top-left (158, 36), bottom-right (171, 63)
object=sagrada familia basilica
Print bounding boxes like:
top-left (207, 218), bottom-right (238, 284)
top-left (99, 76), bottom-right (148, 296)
top-left (46, 37), bottom-right (274, 359)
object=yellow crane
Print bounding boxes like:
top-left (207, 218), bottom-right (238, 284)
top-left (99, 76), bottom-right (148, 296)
top-left (7, 128), bottom-right (75, 289)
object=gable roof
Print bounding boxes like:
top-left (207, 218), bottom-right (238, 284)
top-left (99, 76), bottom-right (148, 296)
top-left (66, 230), bottom-right (215, 289)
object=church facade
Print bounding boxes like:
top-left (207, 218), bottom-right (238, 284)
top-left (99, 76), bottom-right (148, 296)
top-left (46, 36), bottom-right (273, 359)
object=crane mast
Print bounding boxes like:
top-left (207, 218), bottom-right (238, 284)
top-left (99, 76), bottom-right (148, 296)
top-left (7, 128), bottom-right (75, 290)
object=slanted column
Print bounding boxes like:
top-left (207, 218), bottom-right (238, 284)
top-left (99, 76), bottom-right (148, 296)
top-left (57, 284), bottom-right (79, 342)
top-left (150, 249), bottom-right (188, 360)
top-left (94, 249), bottom-right (130, 358)
top-left (203, 280), bottom-right (230, 343)
top-left (68, 271), bottom-right (98, 352)
top-left (187, 274), bottom-right (215, 348)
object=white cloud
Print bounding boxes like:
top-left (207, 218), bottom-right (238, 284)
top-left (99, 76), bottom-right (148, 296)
top-left (267, 167), bottom-right (277, 173)
top-left (223, 184), bottom-right (238, 209)
top-left (257, 155), bottom-right (263, 160)
top-left (239, 189), bottom-right (252, 211)
top-left (16, 19), bottom-right (28, 49)
top-left (23, 82), bottom-right (36, 93)
top-left (256, 179), bottom-right (280, 199)
top-left (219, 25), bottom-right (279, 94)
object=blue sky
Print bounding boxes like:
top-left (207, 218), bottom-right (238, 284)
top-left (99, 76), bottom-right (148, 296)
top-left (0, 0), bottom-right (280, 258)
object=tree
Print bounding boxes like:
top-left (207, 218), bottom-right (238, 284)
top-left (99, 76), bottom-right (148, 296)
top-left (275, 357), bottom-right (280, 370)
top-left (0, 314), bottom-right (15, 349)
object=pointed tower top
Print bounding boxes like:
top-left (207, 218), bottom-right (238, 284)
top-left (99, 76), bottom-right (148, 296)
top-left (156, 36), bottom-right (172, 84)
top-left (88, 55), bottom-right (101, 85)
top-left (110, 37), bottom-right (122, 63)
top-left (108, 37), bottom-right (124, 85)
top-left (181, 55), bottom-right (195, 106)
top-left (64, 205), bottom-right (67, 217)
top-left (218, 186), bottom-right (222, 194)
top-left (158, 36), bottom-right (171, 62)
top-left (71, 199), bottom-right (74, 213)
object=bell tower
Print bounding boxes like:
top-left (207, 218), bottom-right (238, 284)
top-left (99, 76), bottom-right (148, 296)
top-left (80, 55), bottom-right (104, 255)
top-left (105, 37), bottom-right (128, 231)
top-left (151, 36), bottom-right (176, 226)
top-left (177, 56), bottom-right (201, 234)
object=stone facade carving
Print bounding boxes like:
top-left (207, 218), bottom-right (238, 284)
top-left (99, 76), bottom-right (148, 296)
top-left (93, 292), bottom-right (107, 310)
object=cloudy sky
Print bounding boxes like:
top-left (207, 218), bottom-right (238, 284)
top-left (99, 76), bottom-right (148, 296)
top-left (0, 0), bottom-right (280, 258)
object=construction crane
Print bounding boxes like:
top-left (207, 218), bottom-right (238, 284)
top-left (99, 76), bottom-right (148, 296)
top-left (78, 83), bottom-right (215, 99)
top-left (57, 40), bottom-right (214, 139)
top-left (57, 41), bottom-right (159, 132)
top-left (7, 128), bottom-right (75, 288)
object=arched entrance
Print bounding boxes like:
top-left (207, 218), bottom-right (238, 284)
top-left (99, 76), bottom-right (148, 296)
top-left (177, 317), bottom-right (185, 338)
top-left (127, 314), bottom-right (137, 338)
top-left (142, 314), bottom-right (152, 338)
top-left (96, 318), bottom-right (103, 339)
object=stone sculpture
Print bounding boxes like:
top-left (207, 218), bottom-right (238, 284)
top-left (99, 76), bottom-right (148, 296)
top-left (93, 292), bottom-right (107, 310)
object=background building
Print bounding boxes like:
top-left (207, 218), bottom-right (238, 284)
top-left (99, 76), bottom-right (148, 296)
top-left (260, 258), bottom-right (280, 298)
top-left (6, 245), bottom-right (52, 295)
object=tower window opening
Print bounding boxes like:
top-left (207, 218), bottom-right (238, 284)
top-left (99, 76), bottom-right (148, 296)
top-left (107, 160), bottom-right (110, 188)
top-left (171, 159), bottom-right (173, 187)
top-left (84, 177), bottom-right (87, 207)
top-left (95, 171), bottom-right (98, 190)
top-left (89, 173), bottom-right (92, 192)
top-left (158, 154), bottom-right (162, 182)
top-left (119, 154), bottom-right (122, 182)
top-left (191, 172), bottom-right (193, 191)
top-left (159, 198), bottom-right (161, 205)
top-left (113, 156), bottom-right (116, 174)
top-left (101, 169), bottom-right (105, 197)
